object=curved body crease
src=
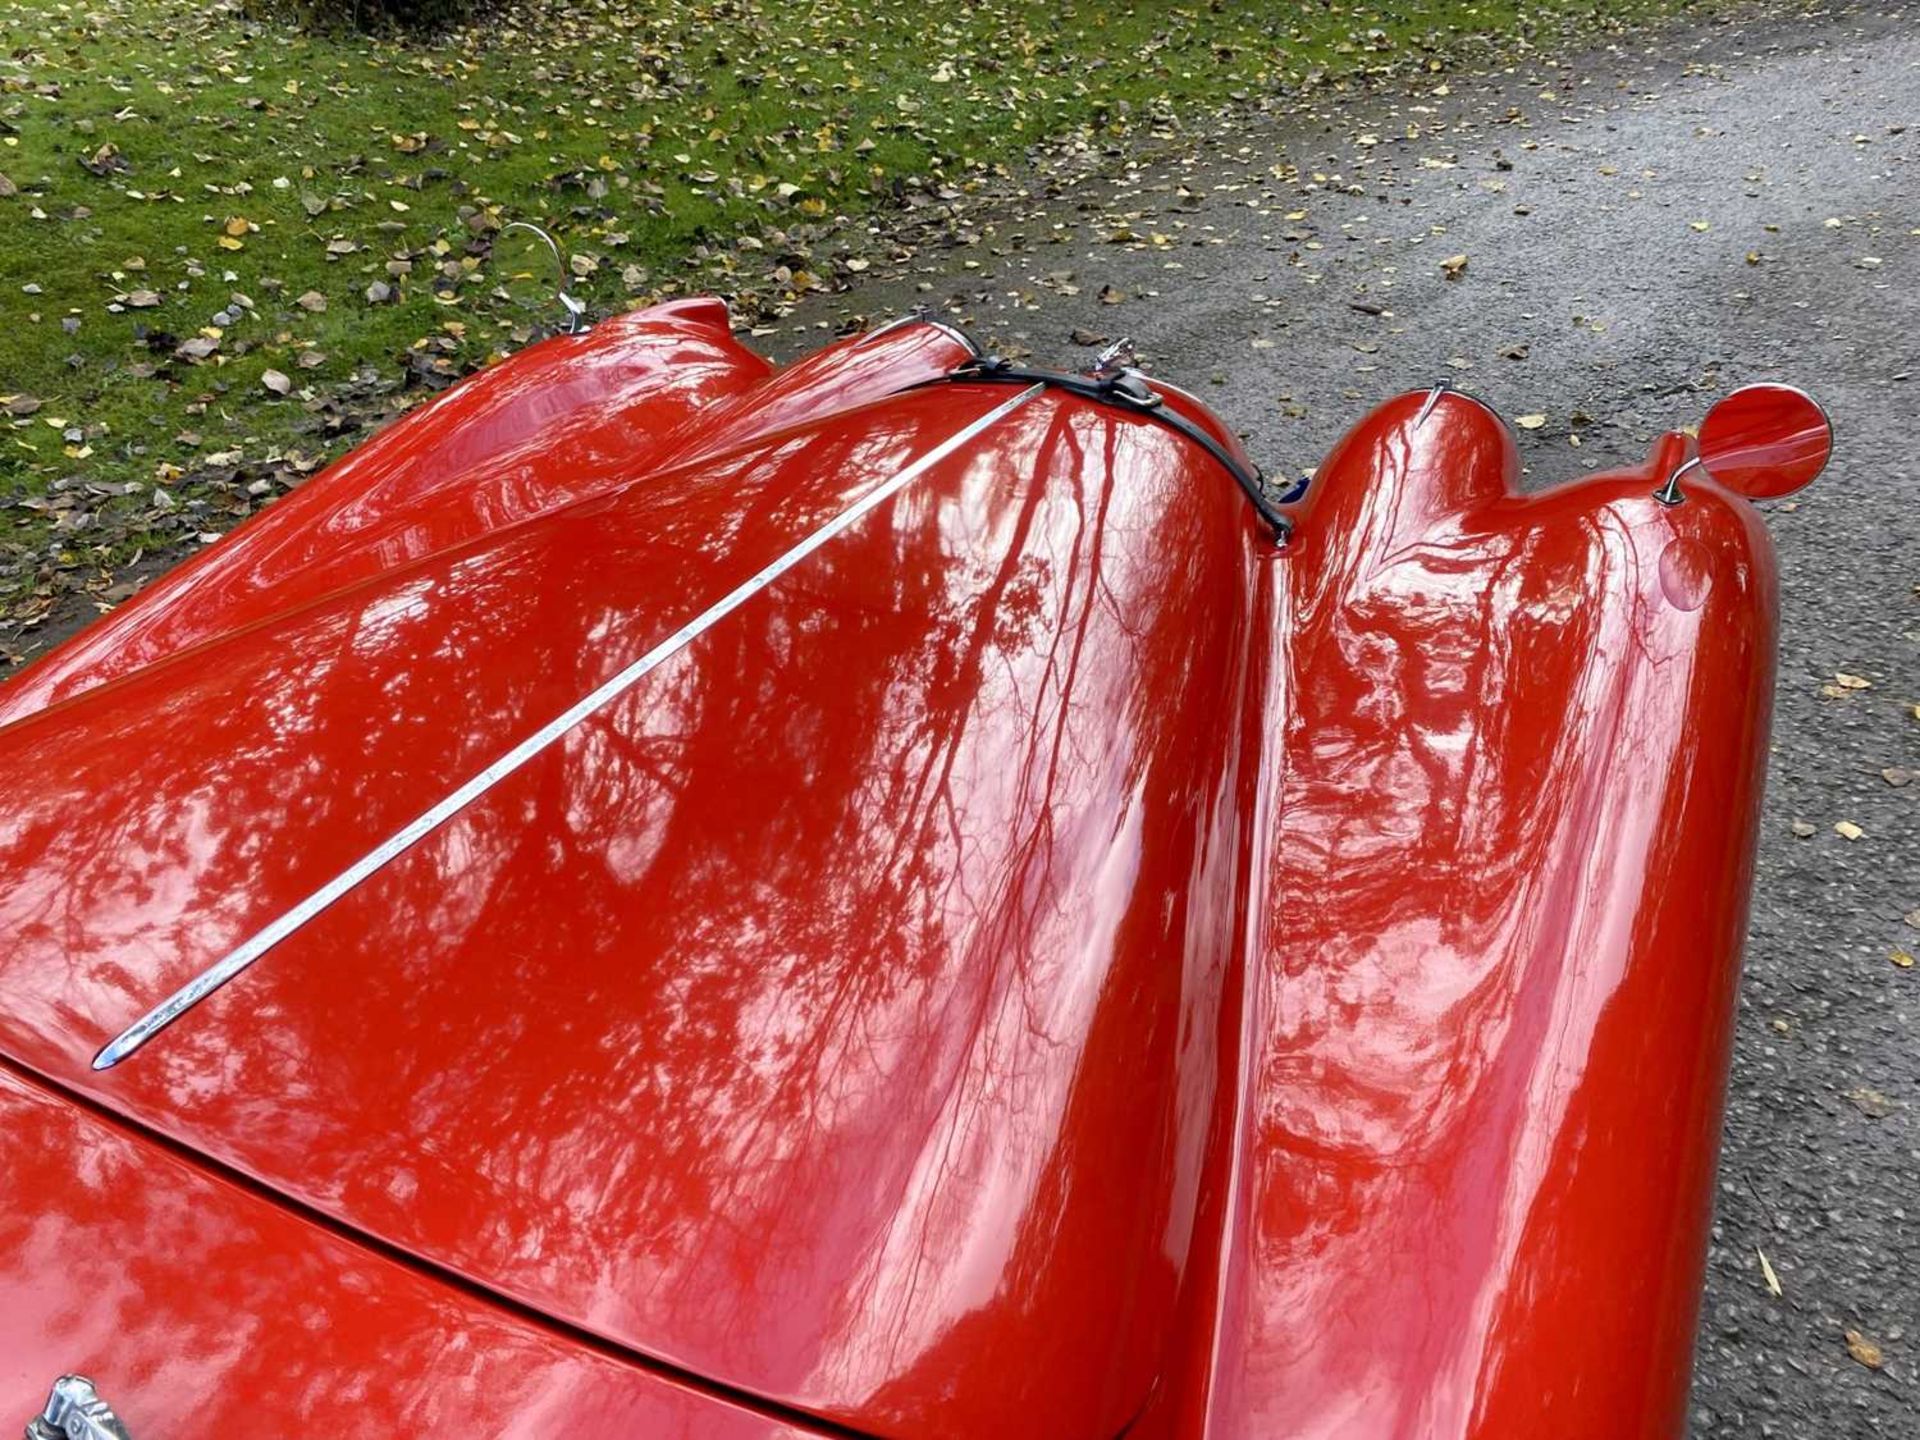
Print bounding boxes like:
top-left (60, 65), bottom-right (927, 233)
top-left (0, 301), bottom-right (1779, 1440)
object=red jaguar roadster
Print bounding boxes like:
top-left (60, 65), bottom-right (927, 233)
top-left (0, 294), bottom-right (1830, 1439)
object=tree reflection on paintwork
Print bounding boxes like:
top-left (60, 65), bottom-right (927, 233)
top-left (0, 392), bottom-right (1257, 1439)
top-left (1193, 397), bottom-right (1773, 1440)
top-left (0, 1068), bottom-right (807, 1438)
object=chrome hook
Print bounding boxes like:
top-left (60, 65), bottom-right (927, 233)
top-left (501, 221), bottom-right (588, 335)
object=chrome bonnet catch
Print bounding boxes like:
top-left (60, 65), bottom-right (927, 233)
top-left (24, 1377), bottom-right (132, 1440)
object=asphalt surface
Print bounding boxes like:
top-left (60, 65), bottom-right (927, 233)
top-left (774, 4), bottom-right (1918, 1433)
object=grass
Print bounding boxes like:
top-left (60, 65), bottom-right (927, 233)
top-left (1, 0), bottom-right (1705, 626)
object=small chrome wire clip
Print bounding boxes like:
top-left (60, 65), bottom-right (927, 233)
top-left (1088, 336), bottom-right (1138, 375)
top-left (1414, 379), bottom-right (1454, 429)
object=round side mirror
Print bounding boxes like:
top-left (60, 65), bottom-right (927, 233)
top-left (1695, 383), bottom-right (1833, 498)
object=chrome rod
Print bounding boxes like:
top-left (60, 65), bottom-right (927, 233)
top-left (92, 383), bottom-right (1046, 1070)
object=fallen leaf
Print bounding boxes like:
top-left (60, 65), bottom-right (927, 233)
top-left (125, 289), bottom-right (162, 308)
top-left (1834, 672), bottom-right (1873, 690)
top-left (173, 336), bottom-right (220, 362)
top-left (0, 172), bottom-right (17, 199)
top-left (1845, 1331), bottom-right (1885, 1369)
top-left (1440, 253), bottom-right (1469, 279)
top-left (1069, 328), bottom-right (1109, 347)
top-left (81, 142), bottom-right (128, 177)
top-left (1098, 284), bottom-right (1126, 305)
top-left (365, 281), bottom-right (394, 305)
top-left (1892, 950), bottom-right (1915, 969)
top-left (223, 216), bottom-right (250, 238)
top-left (261, 369), bottom-right (291, 395)
top-left (295, 290), bottom-right (328, 313)
top-left (1847, 1086), bottom-right (1893, 1118)
top-left (1790, 820), bottom-right (1817, 838)
top-left (1689, 220), bottom-right (1711, 232)
top-left (1834, 821), bottom-right (1865, 841)
top-left (1883, 767), bottom-right (1913, 787)
top-left (1757, 1249), bottom-right (1782, 1297)
top-left (1516, 414), bottom-right (1548, 430)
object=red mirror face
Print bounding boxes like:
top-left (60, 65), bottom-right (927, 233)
top-left (1696, 383), bottom-right (1833, 498)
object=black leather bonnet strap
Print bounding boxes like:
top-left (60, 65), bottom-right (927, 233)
top-left (928, 355), bottom-right (1292, 543)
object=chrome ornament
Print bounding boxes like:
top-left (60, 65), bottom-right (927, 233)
top-left (24, 1378), bottom-right (132, 1440)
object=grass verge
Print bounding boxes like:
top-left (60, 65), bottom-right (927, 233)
top-left (2, 0), bottom-right (1707, 642)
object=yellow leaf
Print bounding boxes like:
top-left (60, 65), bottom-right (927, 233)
top-left (1757, 1249), bottom-right (1782, 1297)
top-left (1891, 949), bottom-right (1915, 969)
top-left (224, 216), bottom-right (250, 237)
top-left (1689, 220), bottom-right (1711, 232)
top-left (1834, 821), bottom-right (1864, 841)
top-left (1834, 672), bottom-right (1872, 690)
top-left (1515, 414), bottom-right (1548, 430)
top-left (216, 236), bottom-right (244, 250)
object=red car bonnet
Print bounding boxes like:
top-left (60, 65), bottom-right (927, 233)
top-left (0, 305), bottom-right (1786, 1440)
top-left (0, 311), bottom-right (1266, 1440)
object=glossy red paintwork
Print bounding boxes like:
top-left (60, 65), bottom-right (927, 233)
top-left (1134, 393), bottom-right (1777, 1440)
top-left (0, 299), bottom-right (1792, 1440)
top-left (0, 1062), bottom-right (809, 1438)
top-left (1695, 381), bottom-right (1833, 497)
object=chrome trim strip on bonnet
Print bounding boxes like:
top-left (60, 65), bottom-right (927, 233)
top-left (92, 383), bottom-right (1046, 1070)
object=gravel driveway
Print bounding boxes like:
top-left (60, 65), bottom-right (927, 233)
top-left (780, 3), bottom-right (1917, 1432)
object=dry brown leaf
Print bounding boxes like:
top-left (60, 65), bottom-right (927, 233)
top-left (1846, 1086), bottom-right (1893, 1118)
top-left (1440, 253), bottom-right (1469, 279)
top-left (1844, 1330), bottom-right (1884, 1369)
